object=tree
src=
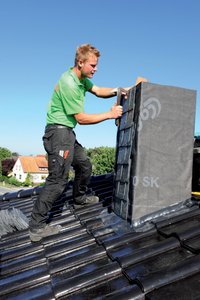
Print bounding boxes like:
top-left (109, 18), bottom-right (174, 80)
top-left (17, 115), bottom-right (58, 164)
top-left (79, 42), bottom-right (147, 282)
top-left (86, 147), bottom-right (116, 175)
top-left (24, 173), bottom-right (32, 187)
top-left (2, 158), bottom-right (16, 176)
top-left (12, 152), bottom-right (19, 157)
top-left (0, 147), bottom-right (12, 176)
top-left (0, 147), bottom-right (12, 161)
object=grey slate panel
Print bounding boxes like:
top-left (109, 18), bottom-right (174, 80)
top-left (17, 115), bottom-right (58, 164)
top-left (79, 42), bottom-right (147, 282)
top-left (113, 82), bottom-right (196, 225)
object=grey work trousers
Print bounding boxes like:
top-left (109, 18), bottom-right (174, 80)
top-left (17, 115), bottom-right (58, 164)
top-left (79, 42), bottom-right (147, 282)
top-left (29, 125), bottom-right (92, 229)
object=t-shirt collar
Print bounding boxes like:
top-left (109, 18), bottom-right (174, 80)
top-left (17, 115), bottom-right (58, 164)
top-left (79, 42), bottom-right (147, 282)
top-left (69, 67), bottom-right (84, 86)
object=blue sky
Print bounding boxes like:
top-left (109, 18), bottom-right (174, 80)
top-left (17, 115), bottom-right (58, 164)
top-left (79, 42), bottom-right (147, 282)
top-left (0, 0), bottom-right (199, 155)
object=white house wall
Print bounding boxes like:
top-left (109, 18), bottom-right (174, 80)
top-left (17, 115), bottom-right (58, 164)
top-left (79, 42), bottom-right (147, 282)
top-left (31, 173), bottom-right (48, 184)
top-left (13, 158), bottom-right (26, 182)
top-left (13, 158), bottom-right (48, 183)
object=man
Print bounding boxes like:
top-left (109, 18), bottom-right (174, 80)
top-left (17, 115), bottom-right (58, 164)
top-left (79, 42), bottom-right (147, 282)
top-left (29, 44), bottom-right (132, 242)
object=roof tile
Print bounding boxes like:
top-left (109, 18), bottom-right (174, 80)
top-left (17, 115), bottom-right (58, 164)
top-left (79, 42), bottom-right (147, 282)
top-left (1, 174), bottom-right (200, 299)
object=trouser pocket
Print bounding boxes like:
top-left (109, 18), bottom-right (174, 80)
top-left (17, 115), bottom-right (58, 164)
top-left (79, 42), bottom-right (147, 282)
top-left (43, 129), bottom-right (55, 154)
top-left (48, 154), bottom-right (65, 181)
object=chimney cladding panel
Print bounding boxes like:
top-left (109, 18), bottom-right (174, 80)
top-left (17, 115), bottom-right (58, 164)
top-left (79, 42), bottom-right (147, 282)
top-left (113, 82), bottom-right (196, 225)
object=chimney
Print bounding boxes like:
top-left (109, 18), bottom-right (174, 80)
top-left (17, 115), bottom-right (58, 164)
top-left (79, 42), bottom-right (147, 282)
top-left (113, 82), bottom-right (196, 227)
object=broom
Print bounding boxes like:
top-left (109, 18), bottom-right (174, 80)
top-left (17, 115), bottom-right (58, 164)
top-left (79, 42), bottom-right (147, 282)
top-left (0, 207), bottom-right (29, 238)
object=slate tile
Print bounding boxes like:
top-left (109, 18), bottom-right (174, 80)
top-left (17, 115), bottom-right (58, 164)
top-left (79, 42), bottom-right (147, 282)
top-left (65, 275), bottom-right (131, 299)
top-left (0, 282), bottom-right (54, 300)
top-left (114, 237), bottom-right (180, 267)
top-left (123, 247), bottom-right (194, 282)
top-left (136, 255), bottom-right (200, 293)
top-left (145, 272), bottom-right (200, 300)
top-left (54, 261), bottom-right (121, 298)
top-left (49, 244), bottom-right (106, 275)
top-left (0, 264), bottom-right (50, 297)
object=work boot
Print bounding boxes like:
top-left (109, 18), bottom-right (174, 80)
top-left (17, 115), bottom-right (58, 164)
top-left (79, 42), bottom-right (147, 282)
top-left (29, 224), bottom-right (62, 242)
top-left (74, 195), bottom-right (99, 206)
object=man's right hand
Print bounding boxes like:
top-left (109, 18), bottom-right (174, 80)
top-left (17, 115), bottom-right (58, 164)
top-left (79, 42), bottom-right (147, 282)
top-left (110, 103), bottom-right (123, 119)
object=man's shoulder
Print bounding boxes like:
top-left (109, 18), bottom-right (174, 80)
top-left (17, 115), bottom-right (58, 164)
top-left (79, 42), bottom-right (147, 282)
top-left (60, 69), bottom-right (76, 87)
top-left (60, 68), bottom-right (72, 80)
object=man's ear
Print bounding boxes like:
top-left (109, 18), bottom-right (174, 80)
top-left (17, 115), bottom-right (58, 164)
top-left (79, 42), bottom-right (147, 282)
top-left (78, 59), bottom-right (84, 69)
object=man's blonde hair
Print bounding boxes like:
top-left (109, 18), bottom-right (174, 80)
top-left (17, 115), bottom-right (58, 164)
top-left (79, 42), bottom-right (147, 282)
top-left (75, 44), bottom-right (100, 65)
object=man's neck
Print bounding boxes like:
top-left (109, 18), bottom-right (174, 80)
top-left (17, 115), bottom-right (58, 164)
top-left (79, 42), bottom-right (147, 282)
top-left (72, 66), bottom-right (83, 80)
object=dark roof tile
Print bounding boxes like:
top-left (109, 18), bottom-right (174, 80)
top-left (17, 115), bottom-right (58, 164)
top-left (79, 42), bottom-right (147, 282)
top-left (146, 272), bottom-right (200, 300)
top-left (0, 264), bottom-right (50, 297)
top-left (0, 174), bottom-right (200, 299)
top-left (123, 246), bottom-right (194, 283)
top-left (137, 254), bottom-right (200, 293)
top-left (54, 261), bottom-right (121, 298)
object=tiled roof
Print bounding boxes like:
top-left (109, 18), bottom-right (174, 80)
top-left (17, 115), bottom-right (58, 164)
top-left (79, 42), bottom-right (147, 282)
top-left (19, 155), bottom-right (48, 173)
top-left (1, 173), bottom-right (200, 299)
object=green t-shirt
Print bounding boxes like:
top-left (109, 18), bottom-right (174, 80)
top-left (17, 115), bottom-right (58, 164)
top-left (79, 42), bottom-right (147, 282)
top-left (46, 67), bottom-right (93, 128)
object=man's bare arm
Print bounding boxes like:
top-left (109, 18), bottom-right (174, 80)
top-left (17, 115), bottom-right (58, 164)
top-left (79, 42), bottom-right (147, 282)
top-left (90, 76), bottom-right (148, 98)
top-left (90, 85), bottom-right (118, 98)
top-left (74, 103), bottom-right (123, 125)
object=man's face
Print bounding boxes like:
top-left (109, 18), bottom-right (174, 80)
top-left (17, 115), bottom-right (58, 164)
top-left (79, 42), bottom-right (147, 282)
top-left (79, 54), bottom-right (98, 79)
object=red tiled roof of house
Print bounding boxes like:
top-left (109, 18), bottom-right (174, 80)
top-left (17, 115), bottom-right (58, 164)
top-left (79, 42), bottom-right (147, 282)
top-left (19, 155), bottom-right (48, 173)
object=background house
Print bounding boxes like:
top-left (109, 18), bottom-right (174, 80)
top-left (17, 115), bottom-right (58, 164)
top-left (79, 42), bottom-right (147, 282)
top-left (13, 155), bottom-right (48, 184)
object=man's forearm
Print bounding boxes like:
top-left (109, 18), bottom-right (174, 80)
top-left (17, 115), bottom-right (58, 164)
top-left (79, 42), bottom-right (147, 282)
top-left (90, 86), bottom-right (117, 98)
top-left (74, 104), bottom-right (123, 125)
top-left (74, 112), bottom-right (112, 125)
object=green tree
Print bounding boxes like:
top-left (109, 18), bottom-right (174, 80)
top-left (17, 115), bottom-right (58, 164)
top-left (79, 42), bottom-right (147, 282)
top-left (12, 152), bottom-right (19, 157)
top-left (0, 147), bottom-right (12, 176)
top-left (24, 173), bottom-right (32, 187)
top-left (86, 147), bottom-right (116, 175)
